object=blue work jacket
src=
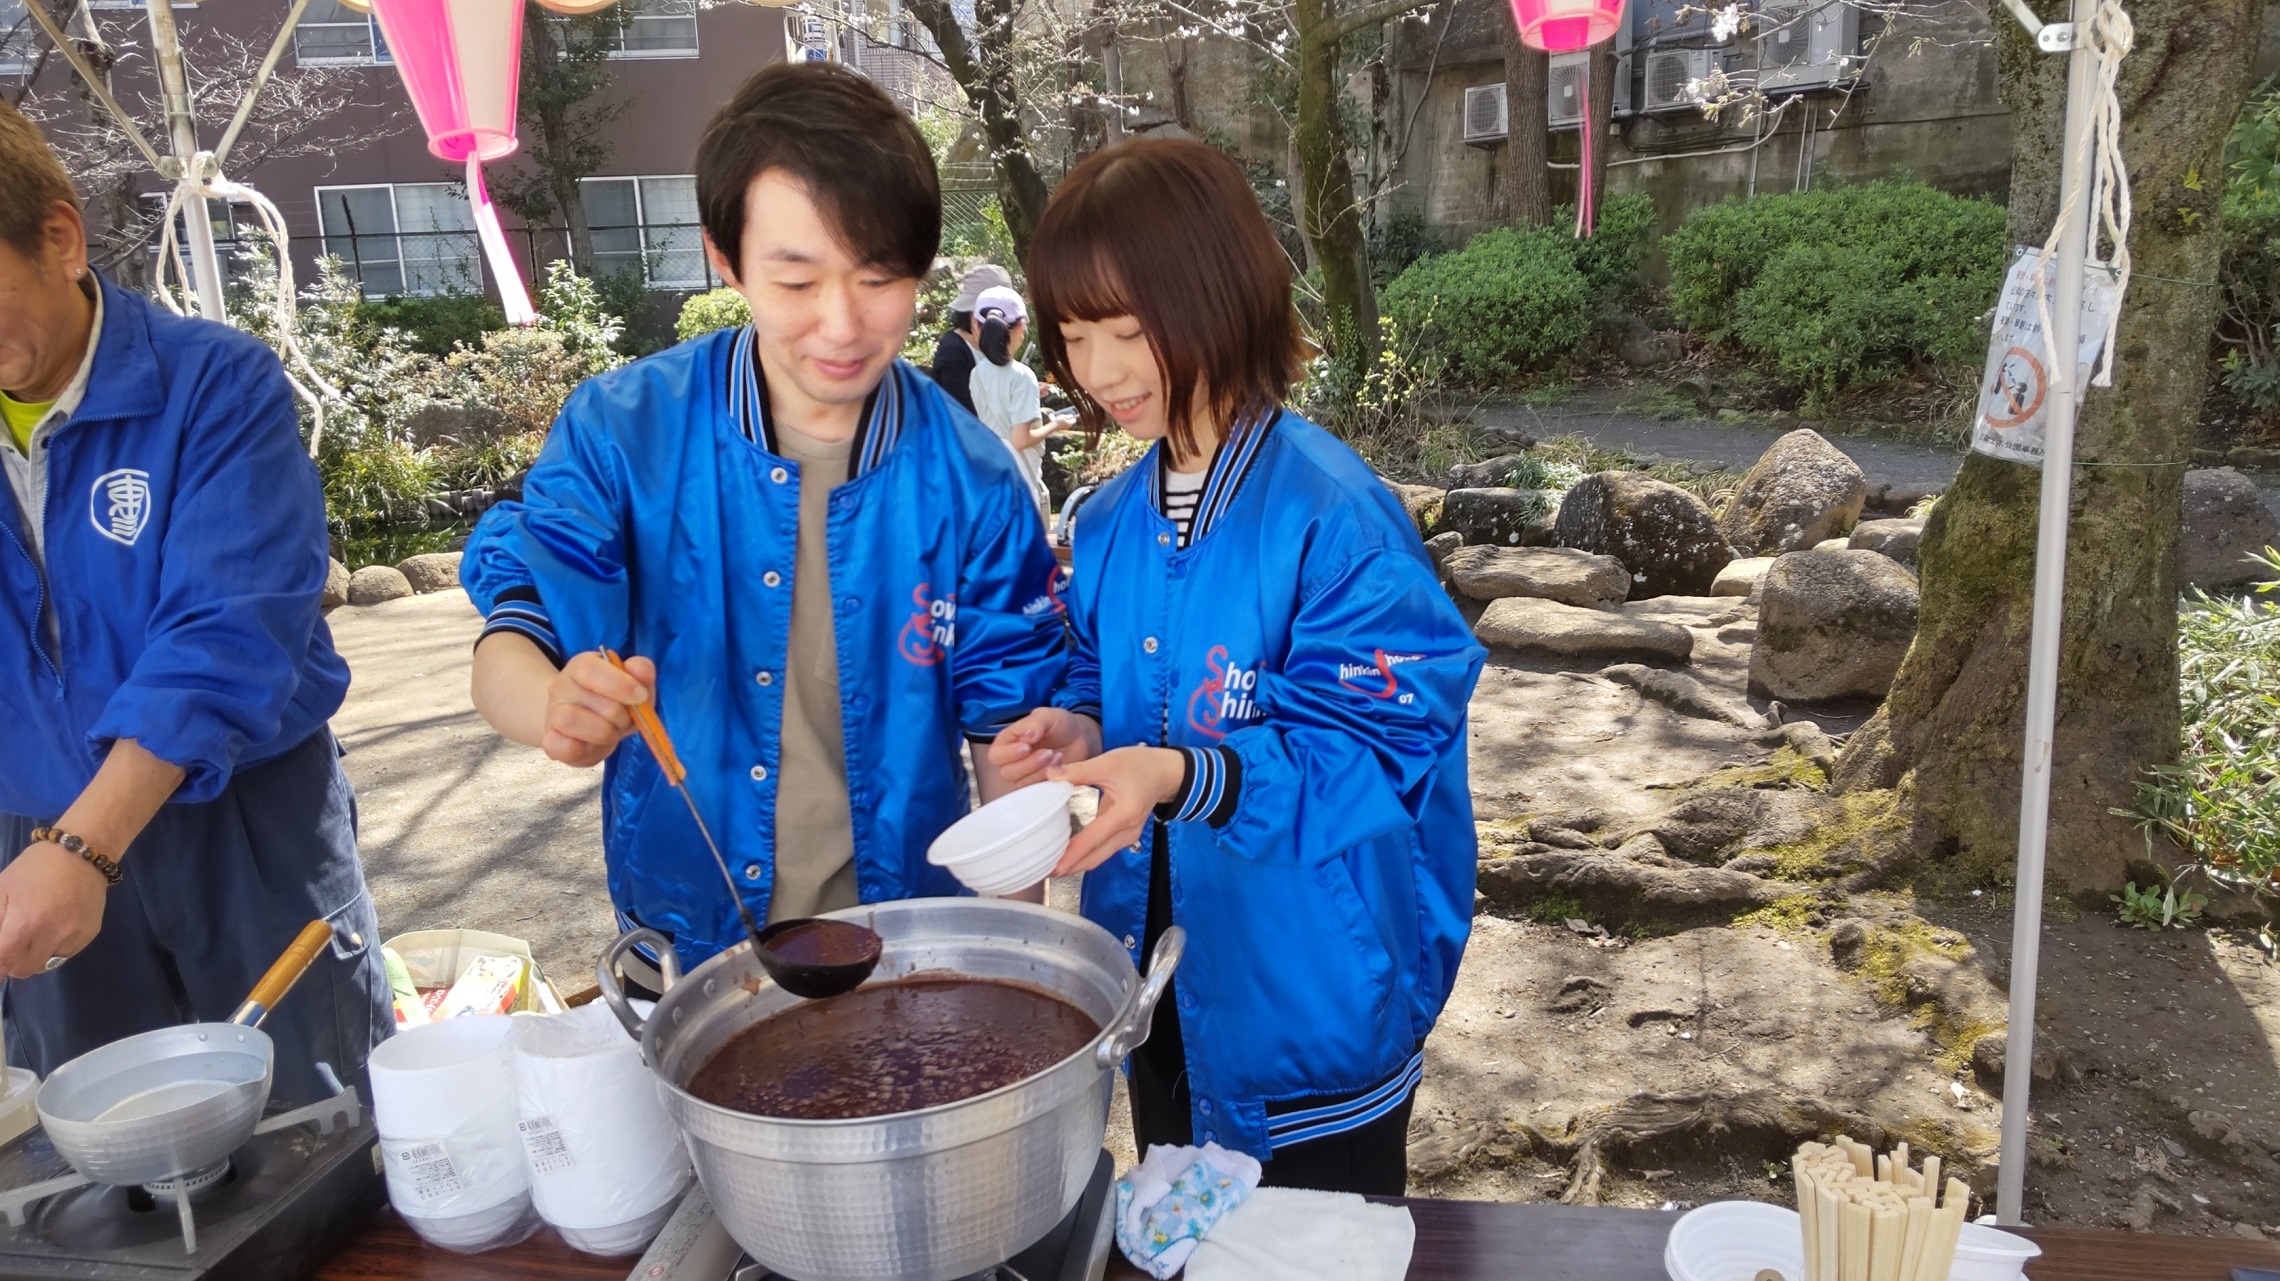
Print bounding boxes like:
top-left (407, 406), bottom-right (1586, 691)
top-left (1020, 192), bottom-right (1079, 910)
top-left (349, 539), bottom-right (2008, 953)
top-left (462, 328), bottom-right (1067, 967)
top-left (0, 277), bottom-right (348, 818)
top-left (1056, 411), bottom-right (1485, 1158)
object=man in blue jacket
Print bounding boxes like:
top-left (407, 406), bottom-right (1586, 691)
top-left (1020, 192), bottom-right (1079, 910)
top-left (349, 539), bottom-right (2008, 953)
top-left (0, 103), bottom-right (388, 1103)
top-left (464, 64), bottom-right (1065, 978)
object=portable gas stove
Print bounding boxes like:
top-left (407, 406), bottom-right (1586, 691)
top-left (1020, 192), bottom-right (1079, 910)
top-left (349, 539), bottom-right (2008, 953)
top-left (629, 1149), bottom-right (1118, 1281)
top-left (0, 1086), bottom-right (384, 1279)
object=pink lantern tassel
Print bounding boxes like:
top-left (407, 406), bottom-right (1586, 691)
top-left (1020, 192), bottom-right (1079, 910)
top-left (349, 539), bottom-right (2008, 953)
top-left (1575, 58), bottom-right (1595, 238)
top-left (468, 157), bottom-right (536, 325)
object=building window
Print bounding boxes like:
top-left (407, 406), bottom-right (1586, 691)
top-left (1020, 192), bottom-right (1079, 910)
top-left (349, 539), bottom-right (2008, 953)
top-left (595, 0), bottom-right (698, 59)
top-left (1, 0), bottom-right (37, 76)
top-left (315, 183), bottom-right (480, 297)
top-left (295, 0), bottom-right (392, 65)
top-left (581, 175), bottom-right (708, 288)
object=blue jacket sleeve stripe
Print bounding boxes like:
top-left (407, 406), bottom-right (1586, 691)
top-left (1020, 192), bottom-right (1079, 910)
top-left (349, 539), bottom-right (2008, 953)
top-left (1162, 746), bottom-right (1240, 826)
top-left (478, 613), bottom-right (565, 667)
top-left (1263, 1053), bottom-right (1424, 1146)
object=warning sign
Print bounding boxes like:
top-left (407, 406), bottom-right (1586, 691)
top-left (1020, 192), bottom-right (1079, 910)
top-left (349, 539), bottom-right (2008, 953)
top-left (1970, 249), bottom-right (2122, 465)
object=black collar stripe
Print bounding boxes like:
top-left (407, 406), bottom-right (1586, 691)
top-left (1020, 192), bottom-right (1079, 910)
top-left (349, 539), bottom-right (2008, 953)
top-left (731, 325), bottom-right (899, 476)
top-left (1151, 411), bottom-right (1273, 545)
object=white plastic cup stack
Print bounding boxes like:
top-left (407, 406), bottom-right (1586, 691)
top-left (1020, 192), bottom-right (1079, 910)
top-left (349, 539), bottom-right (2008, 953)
top-left (927, 781), bottom-right (1077, 896)
top-left (507, 1002), bottom-right (691, 1255)
top-left (368, 1015), bottom-right (540, 1252)
top-left (1663, 1201), bottom-right (1807, 1281)
top-left (1948, 1222), bottom-right (2042, 1281)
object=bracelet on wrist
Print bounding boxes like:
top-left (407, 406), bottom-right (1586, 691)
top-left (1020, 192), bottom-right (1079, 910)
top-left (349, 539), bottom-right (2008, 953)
top-left (28, 827), bottom-right (123, 887)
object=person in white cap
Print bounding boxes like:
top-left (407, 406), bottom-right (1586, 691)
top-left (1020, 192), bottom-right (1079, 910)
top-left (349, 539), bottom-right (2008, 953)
top-left (968, 284), bottom-right (1058, 521)
top-left (927, 263), bottom-right (1012, 414)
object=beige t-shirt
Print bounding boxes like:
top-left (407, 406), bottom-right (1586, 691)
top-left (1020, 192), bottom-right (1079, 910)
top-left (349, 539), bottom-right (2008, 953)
top-left (767, 422), bottom-right (860, 923)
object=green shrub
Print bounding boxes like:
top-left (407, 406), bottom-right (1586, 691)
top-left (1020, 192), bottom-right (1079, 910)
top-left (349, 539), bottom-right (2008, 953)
top-left (1663, 181), bottom-right (2005, 398)
top-left (1560, 193), bottom-right (1656, 305)
top-left (677, 287), bottom-right (751, 341)
top-left (1369, 211), bottom-right (1441, 289)
top-left (356, 293), bottom-right (506, 356)
top-left (1380, 228), bottom-right (1593, 387)
top-left (2216, 86), bottom-right (2280, 429)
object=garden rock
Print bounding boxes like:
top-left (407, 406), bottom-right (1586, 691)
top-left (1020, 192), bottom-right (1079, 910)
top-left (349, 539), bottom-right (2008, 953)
top-left (1445, 546), bottom-right (1628, 607)
top-left (1601, 314), bottom-right (1682, 368)
top-left (1447, 453), bottom-right (1533, 489)
top-left (1477, 848), bottom-right (1795, 928)
top-left (1750, 551), bottom-right (1921, 703)
top-left (1813, 538), bottom-right (1849, 552)
top-left (397, 552), bottom-right (463, 595)
top-left (1553, 472), bottom-right (1733, 599)
top-left (1717, 429), bottom-right (1869, 556)
top-left (1848, 518), bottom-right (1925, 567)
top-left (1474, 597), bottom-right (1693, 664)
top-left (347, 566), bottom-right (414, 607)
top-left (1712, 557), bottom-right (1774, 597)
top-left (1382, 480), bottom-right (1446, 534)
top-left (1441, 487), bottom-right (1556, 547)
top-left (1424, 531), bottom-right (1463, 572)
top-left (322, 559), bottom-right (351, 613)
top-left (1598, 663), bottom-right (1763, 729)
top-left (2179, 467), bottom-right (2280, 590)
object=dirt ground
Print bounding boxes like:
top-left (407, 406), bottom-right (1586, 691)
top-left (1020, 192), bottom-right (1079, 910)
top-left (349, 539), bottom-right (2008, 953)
top-left (326, 584), bottom-right (2280, 1238)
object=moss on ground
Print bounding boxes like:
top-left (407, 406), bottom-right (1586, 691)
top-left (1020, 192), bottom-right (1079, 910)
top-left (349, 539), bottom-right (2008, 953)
top-left (1684, 745), bottom-right (1831, 794)
top-left (1756, 788), bottom-right (1905, 880)
top-left (1733, 893), bottom-right (1825, 935)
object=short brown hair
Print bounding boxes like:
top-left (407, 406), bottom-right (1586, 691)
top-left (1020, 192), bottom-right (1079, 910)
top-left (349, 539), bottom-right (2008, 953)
top-left (1028, 139), bottom-right (1307, 458)
top-left (0, 100), bottom-right (79, 260)
top-left (695, 63), bottom-right (938, 280)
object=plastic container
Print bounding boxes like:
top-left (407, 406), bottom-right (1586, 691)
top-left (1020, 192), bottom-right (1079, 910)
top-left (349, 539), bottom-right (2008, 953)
top-left (1949, 1221), bottom-right (2042, 1281)
top-left (368, 1015), bottom-right (538, 1253)
top-left (927, 782), bottom-right (1076, 896)
top-left (383, 929), bottom-right (565, 1019)
top-left (508, 1002), bottom-right (690, 1256)
top-left (0, 1067), bottom-right (39, 1147)
top-left (1663, 1201), bottom-right (1805, 1281)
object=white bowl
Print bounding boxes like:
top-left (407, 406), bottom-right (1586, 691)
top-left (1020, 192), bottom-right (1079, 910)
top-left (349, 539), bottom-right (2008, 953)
top-left (1664, 1201), bottom-right (1805, 1281)
top-left (928, 782), bottom-right (1075, 895)
top-left (1949, 1222), bottom-right (2041, 1281)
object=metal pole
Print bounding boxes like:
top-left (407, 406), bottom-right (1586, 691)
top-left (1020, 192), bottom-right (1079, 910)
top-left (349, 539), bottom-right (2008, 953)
top-left (1997, 0), bottom-right (2102, 1227)
top-left (145, 0), bottom-right (227, 320)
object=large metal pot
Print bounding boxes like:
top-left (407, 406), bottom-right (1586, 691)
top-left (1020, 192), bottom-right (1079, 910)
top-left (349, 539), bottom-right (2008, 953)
top-left (597, 898), bottom-right (1180, 1281)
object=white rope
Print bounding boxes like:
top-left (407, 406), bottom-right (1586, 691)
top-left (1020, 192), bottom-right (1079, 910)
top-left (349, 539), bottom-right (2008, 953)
top-left (2032, 0), bottom-right (2133, 390)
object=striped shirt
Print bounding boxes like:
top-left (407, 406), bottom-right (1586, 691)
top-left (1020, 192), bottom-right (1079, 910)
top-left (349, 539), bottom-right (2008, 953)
top-left (1162, 466), bottom-right (1205, 547)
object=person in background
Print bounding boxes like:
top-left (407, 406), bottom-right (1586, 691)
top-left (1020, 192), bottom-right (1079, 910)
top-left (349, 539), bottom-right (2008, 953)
top-left (967, 285), bottom-right (1059, 521)
top-left (927, 263), bottom-right (1011, 415)
top-left (0, 102), bottom-right (388, 1103)
top-left (990, 138), bottom-right (1484, 1195)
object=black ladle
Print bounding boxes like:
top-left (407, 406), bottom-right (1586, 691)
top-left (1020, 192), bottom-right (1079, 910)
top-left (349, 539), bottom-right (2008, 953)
top-left (604, 649), bottom-right (883, 1000)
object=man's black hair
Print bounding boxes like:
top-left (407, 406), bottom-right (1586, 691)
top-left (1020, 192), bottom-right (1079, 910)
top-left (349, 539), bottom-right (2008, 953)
top-left (696, 63), bottom-right (940, 280)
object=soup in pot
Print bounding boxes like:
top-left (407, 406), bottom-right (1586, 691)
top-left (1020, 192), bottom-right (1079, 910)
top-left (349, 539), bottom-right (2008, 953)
top-left (687, 976), bottom-right (1100, 1120)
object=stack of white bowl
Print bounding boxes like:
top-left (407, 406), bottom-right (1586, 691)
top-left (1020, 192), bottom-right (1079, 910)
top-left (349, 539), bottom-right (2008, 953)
top-left (508, 1002), bottom-right (690, 1255)
top-left (368, 1015), bottom-right (540, 1253)
top-left (1662, 1201), bottom-right (2042, 1281)
top-left (927, 781), bottom-right (1077, 896)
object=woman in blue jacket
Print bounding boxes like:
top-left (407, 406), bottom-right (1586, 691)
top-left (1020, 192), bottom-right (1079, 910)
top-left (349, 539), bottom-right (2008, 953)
top-left (991, 138), bottom-right (1485, 1195)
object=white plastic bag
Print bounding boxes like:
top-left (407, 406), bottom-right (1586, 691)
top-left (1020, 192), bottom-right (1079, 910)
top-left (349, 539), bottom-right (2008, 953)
top-left (509, 1001), bottom-right (692, 1255)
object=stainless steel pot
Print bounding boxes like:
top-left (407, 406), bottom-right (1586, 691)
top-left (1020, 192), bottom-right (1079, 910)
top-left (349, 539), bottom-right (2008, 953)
top-left (597, 898), bottom-right (1180, 1281)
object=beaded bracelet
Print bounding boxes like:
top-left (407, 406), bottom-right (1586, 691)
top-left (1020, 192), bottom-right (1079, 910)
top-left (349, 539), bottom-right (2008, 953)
top-left (28, 827), bottom-right (124, 887)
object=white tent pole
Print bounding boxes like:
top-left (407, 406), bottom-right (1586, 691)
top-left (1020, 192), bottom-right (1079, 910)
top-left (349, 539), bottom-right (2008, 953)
top-left (1997, 0), bottom-right (2102, 1227)
top-left (145, 0), bottom-right (228, 320)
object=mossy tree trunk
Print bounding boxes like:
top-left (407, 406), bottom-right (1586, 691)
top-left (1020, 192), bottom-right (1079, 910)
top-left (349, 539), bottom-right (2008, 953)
top-left (907, 0), bottom-right (1051, 258)
top-left (1833, 0), bottom-right (2262, 895)
top-left (1499, 25), bottom-right (1549, 226)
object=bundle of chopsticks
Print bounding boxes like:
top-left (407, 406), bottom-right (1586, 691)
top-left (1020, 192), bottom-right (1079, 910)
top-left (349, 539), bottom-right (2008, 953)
top-left (1792, 1137), bottom-right (1969, 1281)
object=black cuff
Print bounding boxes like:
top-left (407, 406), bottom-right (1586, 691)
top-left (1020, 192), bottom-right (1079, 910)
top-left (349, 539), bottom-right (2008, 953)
top-left (1152, 746), bottom-right (1241, 828)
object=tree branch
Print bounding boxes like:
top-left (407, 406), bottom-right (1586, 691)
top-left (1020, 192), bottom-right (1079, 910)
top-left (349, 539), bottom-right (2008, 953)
top-left (1327, 0), bottom-right (1433, 45)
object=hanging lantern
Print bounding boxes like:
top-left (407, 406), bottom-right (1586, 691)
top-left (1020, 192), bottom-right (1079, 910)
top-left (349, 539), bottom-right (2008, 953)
top-left (1508, 0), bottom-right (1625, 52)
top-left (367, 0), bottom-right (538, 322)
top-left (530, 0), bottom-right (624, 15)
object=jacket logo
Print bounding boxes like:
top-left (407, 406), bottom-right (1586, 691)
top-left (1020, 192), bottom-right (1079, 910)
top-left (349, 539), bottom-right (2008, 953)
top-left (1186, 645), bottom-right (1265, 739)
top-left (1337, 649), bottom-right (1422, 702)
top-left (1021, 564), bottom-right (1070, 618)
top-left (897, 582), bottom-right (956, 665)
top-left (90, 469), bottom-right (152, 546)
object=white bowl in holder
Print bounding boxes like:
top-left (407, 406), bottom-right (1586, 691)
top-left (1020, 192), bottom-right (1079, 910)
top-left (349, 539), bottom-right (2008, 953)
top-left (1664, 1201), bottom-right (1806, 1281)
top-left (368, 1015), bottom-right (538, 1252)
top-left (927, 781), bottom-right (1077, 896)
top-left (1949, 1222), bottom-right (2041, 1281)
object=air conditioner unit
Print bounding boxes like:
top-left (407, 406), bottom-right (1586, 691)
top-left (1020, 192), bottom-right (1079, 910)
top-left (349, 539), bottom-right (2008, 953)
top-left (1462, 83), bottom-right (1508, 146)
top-left (1756, 0), bottom-right (1859, 93)
top-left (1547, 49), bottom-right (1634, 128)
top-left (1642, 47), bottom-right (1716, 112)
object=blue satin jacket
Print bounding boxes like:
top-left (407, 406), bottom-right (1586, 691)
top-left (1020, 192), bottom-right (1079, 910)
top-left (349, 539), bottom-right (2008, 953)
top-left (0, 278), bottom-right (347, 818)
top-left (1055, 411), bottom-right (1484, 1157)
top-left (462, 329), bottom-right (1066, 967)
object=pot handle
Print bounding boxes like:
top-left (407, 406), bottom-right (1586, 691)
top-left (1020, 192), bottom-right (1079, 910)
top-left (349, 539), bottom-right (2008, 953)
top-left (1096, 926), bottom-right (1184, 1069)
top-left (597, 928), bottom-right (680, 1042)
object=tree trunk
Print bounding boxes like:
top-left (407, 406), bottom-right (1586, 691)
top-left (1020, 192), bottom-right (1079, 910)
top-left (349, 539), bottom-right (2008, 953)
top-left (1292, 0), bottom-right (1377, 362)
top-left (516, 13), bottom-right (594, 274)
top-left (1832, 0), bottom-right (2262, 896)
top-left (1585, 38), bottom-right (1615, 216)
top-left (906, 0), bottom-right (1049, 258)
top-left (1499, 24), bottom-right (1548, 226)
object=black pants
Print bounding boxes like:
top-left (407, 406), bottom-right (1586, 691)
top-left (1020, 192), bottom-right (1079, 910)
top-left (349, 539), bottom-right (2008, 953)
top-left (1130, 826), bottom-right (1414, 1197)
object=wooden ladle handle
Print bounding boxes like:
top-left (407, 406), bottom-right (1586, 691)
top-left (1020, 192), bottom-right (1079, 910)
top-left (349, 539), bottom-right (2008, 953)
top-left (231, 919), bottom-right (336, 1028)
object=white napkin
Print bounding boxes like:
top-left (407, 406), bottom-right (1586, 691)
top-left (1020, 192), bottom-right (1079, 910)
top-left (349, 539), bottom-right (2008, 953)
top-left (1182, 1187), bottom-right (1416, 1281)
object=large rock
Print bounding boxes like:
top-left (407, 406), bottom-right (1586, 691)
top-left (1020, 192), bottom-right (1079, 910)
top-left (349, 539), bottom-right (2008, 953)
top-left (1475, 597), bottom-right (1693, 664)
top-left (397, 551), bottom-right (463, 595)
top-left (1750, 550), bottom-right (1920, 703)
top-left (1440, 487), bottom-right (1556, 548)
top-left (1712, 557), bottom-right (1775, 597)
top-left (1553, 472), bottom-right (1733, 599)
top-left (2180, 467), bottom-right (2280, 590)
top-left (322, 558), bottom-right (351, 613)
top-left (1717, 429), bottom-right (1869, 556)
top-left (1848, 518), bottom-right (1925, 567)
top-left (1382, 480), bottom-right (1445, 534)
top-left (346, 565), bottom-right (414, 607)
top-left (1447, 454), bottom-right (1533, 489)
top-left (1445, 546), bottom-right (1629, 607)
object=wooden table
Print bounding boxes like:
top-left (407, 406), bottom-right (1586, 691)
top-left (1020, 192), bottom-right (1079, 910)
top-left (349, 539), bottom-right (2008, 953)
top-left (316, 1199), bottom-right (2280, 1281)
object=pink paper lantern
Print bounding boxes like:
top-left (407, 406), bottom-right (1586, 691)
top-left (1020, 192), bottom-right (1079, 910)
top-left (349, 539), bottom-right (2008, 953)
top-left (1509, 0), bottom-right (1625, 52)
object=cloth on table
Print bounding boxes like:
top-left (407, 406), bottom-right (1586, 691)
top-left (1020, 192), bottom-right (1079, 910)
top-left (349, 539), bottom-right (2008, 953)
top-left (1181, 1186), bottom-right (1417, 1281)
top-left (1112, 1142), bottom-right (1263, 1279)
